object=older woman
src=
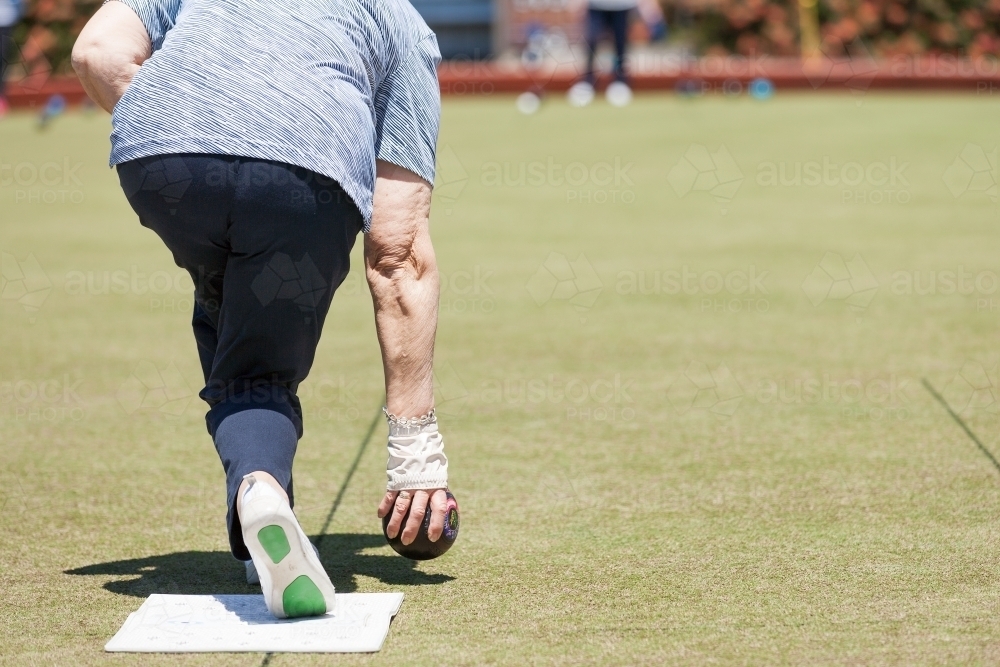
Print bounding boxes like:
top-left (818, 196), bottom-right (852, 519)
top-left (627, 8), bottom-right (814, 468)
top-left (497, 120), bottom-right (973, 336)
top-left (73, 0), bottom-right (452, 619)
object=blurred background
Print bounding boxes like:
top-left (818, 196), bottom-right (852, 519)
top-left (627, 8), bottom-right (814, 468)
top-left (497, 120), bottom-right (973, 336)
top-left (1, 0), bottom-right (999, 664)
top-left (2, 0), bottom-right (999, 108)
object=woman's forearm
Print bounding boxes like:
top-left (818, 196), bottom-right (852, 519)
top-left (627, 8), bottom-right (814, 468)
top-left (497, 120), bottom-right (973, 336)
top-left (72, 2), bottom-right (152, 113)
top-left (365, 160), bottom-right (439, 418)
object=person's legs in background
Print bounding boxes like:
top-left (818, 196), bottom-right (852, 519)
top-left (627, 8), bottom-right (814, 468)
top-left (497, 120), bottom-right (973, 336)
top-left (571, 8), bottom-right (612, 105)
top-left (584, 9), bottom-right (611, 85)
top-left (0, 25), bottom-right (11, 115)
top-left (609, 9), bottom-right (630, 83)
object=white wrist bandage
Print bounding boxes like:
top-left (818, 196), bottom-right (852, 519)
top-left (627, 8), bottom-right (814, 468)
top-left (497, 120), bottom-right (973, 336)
top-left (384, 408), bottom-right (448, 491)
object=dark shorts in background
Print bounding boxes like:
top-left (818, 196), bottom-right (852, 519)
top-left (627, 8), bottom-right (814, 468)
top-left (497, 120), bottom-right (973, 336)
top-left (586, 9), bottom-right (631, 83)
top-left (0, 26), bottom-right (12, 97)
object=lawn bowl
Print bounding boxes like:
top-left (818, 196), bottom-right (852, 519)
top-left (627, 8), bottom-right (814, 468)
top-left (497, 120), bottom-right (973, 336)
top-left (382, 491), bottom-right (459, 560)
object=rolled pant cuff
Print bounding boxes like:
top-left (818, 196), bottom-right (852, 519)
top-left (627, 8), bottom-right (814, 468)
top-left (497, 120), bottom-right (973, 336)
top-left (212, 407), bottom-right (299, 560)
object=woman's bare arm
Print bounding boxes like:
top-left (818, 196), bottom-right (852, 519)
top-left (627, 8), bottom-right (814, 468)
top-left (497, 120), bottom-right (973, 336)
top-left (72, 2), bottom-right (151, 113)
top-left (367, 160), bottom-right (450, 545)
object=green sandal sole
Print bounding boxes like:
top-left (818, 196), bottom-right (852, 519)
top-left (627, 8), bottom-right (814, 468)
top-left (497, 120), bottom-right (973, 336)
top-left (282, 575), bottom-right (328, 617)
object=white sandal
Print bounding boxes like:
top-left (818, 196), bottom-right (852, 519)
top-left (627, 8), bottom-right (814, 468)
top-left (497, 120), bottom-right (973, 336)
top-left (239, 475), bottom-right (336, 618)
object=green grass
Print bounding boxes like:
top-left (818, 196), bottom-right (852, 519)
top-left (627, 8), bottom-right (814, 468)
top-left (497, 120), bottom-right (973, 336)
top-left (1, 92), bottom-right (998, 665)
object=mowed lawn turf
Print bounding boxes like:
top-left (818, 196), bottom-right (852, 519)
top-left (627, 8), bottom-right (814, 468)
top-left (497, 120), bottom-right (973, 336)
top-left (0, 93), bottom-right (998, 666)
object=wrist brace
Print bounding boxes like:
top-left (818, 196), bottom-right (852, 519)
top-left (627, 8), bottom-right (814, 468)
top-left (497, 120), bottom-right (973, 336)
top-left (384, 407), bottom-right (449, 491)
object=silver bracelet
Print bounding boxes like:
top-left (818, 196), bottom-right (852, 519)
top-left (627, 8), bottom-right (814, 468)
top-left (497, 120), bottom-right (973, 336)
top-left (382, 407), bottom-right (436, 429)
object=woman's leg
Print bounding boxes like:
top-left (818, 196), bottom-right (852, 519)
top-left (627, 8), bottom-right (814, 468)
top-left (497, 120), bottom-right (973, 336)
top-left (118, 154), bottom-right (361, 617)
top-left (118, 155), bottom-right (362, 560)
top-left (206, 158), bottom-right (363, 559)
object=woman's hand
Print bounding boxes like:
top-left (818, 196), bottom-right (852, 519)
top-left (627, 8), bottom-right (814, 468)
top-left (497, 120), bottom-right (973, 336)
top-left (378, 488), bottom-right (449, 545)
top-left (72, 1), bottom-right (152, 113)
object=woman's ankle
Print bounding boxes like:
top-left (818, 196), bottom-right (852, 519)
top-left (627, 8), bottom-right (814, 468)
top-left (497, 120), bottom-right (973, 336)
top-left (237, 471), bottom-right (289, 519)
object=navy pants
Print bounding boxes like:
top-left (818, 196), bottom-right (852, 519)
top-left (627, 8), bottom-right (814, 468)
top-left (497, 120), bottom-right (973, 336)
top-left (0, 26), bottom-right (11, 98)
top-left (118, 155), bottom-right (363, 559)
top-left (585, 8), bottom-right (630, 84)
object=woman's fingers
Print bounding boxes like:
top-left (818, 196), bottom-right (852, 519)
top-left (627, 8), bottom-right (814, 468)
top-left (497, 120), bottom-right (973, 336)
top-left (377, 491), bottom-right (397, 519)
top-left (385, 490), bottom-right (412, 539)
top-left (400, 490), bottom-right (430, 545)
top-left (426, 489), bottom-right (448, 542)
top-left (379, 488), bottom-right (448, 543)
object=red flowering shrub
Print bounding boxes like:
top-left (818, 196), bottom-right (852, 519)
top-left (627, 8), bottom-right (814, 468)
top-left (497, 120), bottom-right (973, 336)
top-left (666, 0), bottom-right (1000, 56)
top-left (5, 0), bottom-right (1000, 75)
top-left (9, 0), bottom-right (102, 78)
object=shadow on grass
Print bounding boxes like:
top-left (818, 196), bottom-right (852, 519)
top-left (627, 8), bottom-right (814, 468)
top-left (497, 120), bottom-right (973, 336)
top-left (65, 533), bottom-right (454, 597)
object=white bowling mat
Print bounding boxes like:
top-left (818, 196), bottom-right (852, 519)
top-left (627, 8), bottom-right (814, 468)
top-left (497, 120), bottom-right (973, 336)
top-left (105, 593), bottom-right (404, 653)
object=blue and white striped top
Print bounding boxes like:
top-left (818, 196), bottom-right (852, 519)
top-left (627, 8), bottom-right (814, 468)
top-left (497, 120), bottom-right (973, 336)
top-left (110, 0), bottom-right (441, 228)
